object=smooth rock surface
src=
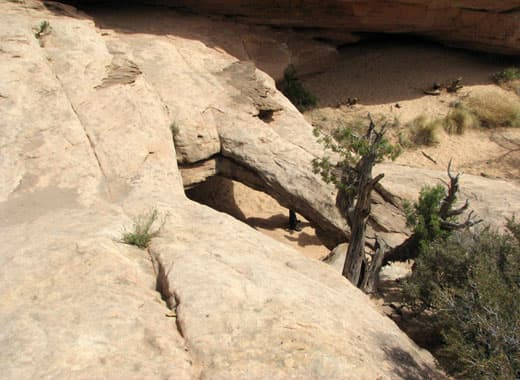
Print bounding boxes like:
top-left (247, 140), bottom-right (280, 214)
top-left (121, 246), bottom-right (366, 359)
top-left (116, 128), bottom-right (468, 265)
top-left (87, 6), bottom-right (350, 244)
top-left (0, 2), bottom-right (445, 379)
top-left (1, 3), bottom-right (191, 378)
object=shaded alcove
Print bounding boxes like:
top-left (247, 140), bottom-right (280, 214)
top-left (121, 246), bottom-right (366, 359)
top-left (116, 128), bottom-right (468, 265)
top-left (186, 176), bottom-right (331, 260)
top-left (302, 34), bottom-right (519, 106)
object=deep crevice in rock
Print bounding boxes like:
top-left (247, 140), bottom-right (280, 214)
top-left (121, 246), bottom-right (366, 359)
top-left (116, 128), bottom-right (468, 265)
top-left (149, 249), bottom-right (185, 338)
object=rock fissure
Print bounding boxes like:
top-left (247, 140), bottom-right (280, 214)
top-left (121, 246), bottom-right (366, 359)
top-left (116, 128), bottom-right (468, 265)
top-left (148, 248), bottom-right (186, 339)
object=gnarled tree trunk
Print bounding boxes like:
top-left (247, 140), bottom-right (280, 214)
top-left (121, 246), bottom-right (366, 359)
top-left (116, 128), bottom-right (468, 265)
top-left (340, 120), bottom-right (386, 287)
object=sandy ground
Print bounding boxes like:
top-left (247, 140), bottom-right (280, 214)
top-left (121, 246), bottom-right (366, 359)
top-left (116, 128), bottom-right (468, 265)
top-left (187, 176), bottom-right (330, 260)
top-left (303, 39), bottom-right (520, 185)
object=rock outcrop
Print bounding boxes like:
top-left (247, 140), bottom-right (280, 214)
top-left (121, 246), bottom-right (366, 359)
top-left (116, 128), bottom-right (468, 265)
top-left (84, 5), bottom-right (350, 245)
top-left (70, 0), bottom-right (520, 55)
top-left (0, 2), bottom-right (446, 379)
top-left (83, 4), bottom-right (520, 249)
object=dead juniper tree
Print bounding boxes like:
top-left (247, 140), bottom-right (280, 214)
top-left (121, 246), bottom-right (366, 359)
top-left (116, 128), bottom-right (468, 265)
top-left (313, 115), bottom-right (399, 290)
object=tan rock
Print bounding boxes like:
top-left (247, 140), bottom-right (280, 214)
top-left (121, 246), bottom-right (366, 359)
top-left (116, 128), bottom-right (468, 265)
top-left (1, 2), bottom-right (446, 379)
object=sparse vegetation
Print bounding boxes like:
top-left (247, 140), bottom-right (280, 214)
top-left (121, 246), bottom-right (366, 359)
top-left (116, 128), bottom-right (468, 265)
top-left (122, 209), bottom-right (161, 249)
top-left (384, 162), bottom-right (481, 268)
top-left (403, 221), bottom-right (520, 379)
top-left (493, 67), bottom-right (520, 84)
top-left (313, 115), bottom-right (399, 290)
top-left (405, 116), bottom-right (441, 146)
top-left (278, 64), bottom-right (317, 112)
top-left (443, 103), bottom-right (479, 135)
top-left (34, 20), bottom-right (50, 39)
top-left (466, 90), bottom-right (520, 128)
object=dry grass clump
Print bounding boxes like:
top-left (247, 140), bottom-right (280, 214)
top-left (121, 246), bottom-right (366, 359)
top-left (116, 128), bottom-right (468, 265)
top-left (443, 103), bottom-right (480, 135)
top-left (466, 89), bottom-right (520, 128)
top-left (510, 80), bottom-right (520, 97)
top-left (405, 116), bottom-right (441, 146)
top-left (122, 209), bottom-right (161, 249)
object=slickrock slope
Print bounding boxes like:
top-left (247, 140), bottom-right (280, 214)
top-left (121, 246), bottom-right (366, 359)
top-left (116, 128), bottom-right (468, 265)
top-left (84, 5), bottom-right (350, 245)
top-left (83, 6), bottom-right (520, 248)
top-left (0, 2), bottom-right (445, 379)
top-left (71, 0), bottom-right (520, 55)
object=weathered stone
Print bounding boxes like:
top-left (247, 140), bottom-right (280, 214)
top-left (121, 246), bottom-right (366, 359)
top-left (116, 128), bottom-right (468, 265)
top-left (0, 2), bottom-right (447, 378)
top-left (84, 8), bottom-right (349, 244)
top-left (0, 4), bottom-right (191, 378)
top-left (179, 159), bottom-right (217, 188)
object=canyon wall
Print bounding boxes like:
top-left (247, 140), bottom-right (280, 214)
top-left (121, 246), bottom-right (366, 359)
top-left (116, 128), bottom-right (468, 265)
top-left (71, 0), bottom-right (520, 55)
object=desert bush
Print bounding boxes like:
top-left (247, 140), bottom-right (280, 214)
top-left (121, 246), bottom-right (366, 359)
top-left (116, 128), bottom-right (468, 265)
top-left (403, 220), bottom-right (520, 379)
top-left (493, 67), bottom-right (520, 84)
top-left (406, 116), bottom-right (441, 146)
top-left (122, 209), bottom-right (161, 249)
top-left (466, 89), bottom-right (520, 128)
top-left (443, 103), bottom-right (480, 134)
top-left (278, 64), bottom-right (317, 112)
top-left (34, 20), bottom-right (50, 39)
top-left (403, 185), bottom-right (450, 252)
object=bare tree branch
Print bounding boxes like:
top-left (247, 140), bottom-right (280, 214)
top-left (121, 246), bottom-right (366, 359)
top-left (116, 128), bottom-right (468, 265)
top-left (441, 210), bottom-right (483, 231)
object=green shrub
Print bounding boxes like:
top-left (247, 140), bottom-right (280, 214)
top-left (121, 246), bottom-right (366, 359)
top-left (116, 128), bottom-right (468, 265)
top-left (122, 209), bottom-right (161, 249)
top-left (403, 220), bottom-right (520, 379)
top-left (278, 64), bottom-right (317, 112)
top-left (404, 185), bottom-right (449, 250)
top-left (406, 116), bottom-right (441, 146)
top-left (443, 103), bottom-right (480, 134)
top-left (493, 67), bottom-right (520, 84)
top-left (34, 20), bottom-right (50, 39)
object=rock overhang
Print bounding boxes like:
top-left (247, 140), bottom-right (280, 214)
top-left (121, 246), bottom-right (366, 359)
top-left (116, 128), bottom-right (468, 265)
top-left (64, 0), bottom-right (520, 56)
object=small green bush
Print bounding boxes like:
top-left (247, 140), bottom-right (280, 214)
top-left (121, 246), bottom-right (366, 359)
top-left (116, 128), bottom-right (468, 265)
top-left (404, 185), bottom-right (449, 249)
top-left (403, 221), bottom-right (520, 379)
top-left (34, 20), bottom-right (50, 39)
top-left (278, 64), bottom-right (317, 112)
top-left (122, 209), bottom-right (160, 249)
top-left (493, 67), bottom-right (520, 84)
top-left (406, 116), bottom-right (441, 146)
top-left (443, 103), bottom-right (480, 134)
